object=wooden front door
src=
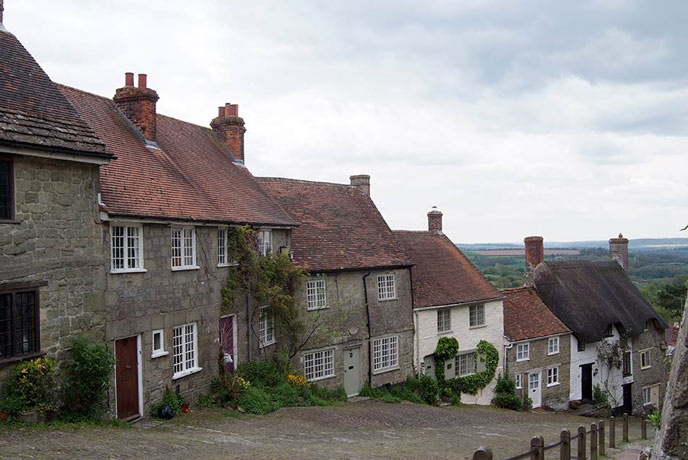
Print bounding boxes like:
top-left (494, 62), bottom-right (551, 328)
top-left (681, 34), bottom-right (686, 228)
top-left (219, 315), bottom-right (236, 372)
top-left (581, 363), bottom-right (593, 402)
top-left (115, 336), bottom-right (139, 419)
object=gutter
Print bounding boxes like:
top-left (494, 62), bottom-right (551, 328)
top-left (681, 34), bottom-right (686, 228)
top-left (362, 271), bottom-right (372, 386)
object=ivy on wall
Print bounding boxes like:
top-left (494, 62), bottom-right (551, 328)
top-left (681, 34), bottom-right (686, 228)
top-left (446, 340), bottom-right (499, 396)
top-left (434, 337), bottom-right (459, 382)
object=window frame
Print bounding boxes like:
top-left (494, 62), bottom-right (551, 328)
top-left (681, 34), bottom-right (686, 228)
top-left (377, 273), bottom-right (397, 301)
top-left (469, 304), bottom-right (485, 328)
top-left (258, 306), bottom-right (276, 348)
top-left (437, 308), bottom-right (451, 334)
top-left (257, 229), bottom-right (272, 256)
top-left (604, 324), bottom-right (614, 337)
top-left (306, 278), bottom-right (328, 310)
top-left (516, 342), bottom-right (530, 362)
top-left (456, 351), bottom-right (475, 377)
top-left (577, 337), bottom-right (586, 352)
top-left (548, 336), bottom-right (560, 355)
top-left (110, 224), bottom-right (145, 273)
top-left (372, 334), bottom-right (399, 374)
top-left (642, 384), bottom-right (659, 406)
top-left (515, 374), bottom-right (522, 389)
top-left (303, 347), bottom-right (335, 382)
top-left (152, 329), bottom-right (168, 358)
top-left (0, 156), bottom-right (15, 222)
top-left (640, 349), bottom-right (651, 370)
top-left (170, 226), bottom-right (198, 271)
top-left (0, 286), bottom-right (41, 363)
top-left (623, 350), bottom-right (632, 376)
top-left (217, 228), bottom-right (230, 267)
top-left (547, 366), bottom-right (559, 387)
top-left (172, 322), bottom-right (201, 380)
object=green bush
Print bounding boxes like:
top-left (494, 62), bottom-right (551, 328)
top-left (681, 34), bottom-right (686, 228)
top-left (237, 359), bottom-right (288, 389)
top-left (378, 393), bottom-right (401, 403)
top-left (417, 375), bottom-right (439, 405)
top-left (4, 356), bottom-right (57, 414)
top-left (593, 384), bottom-right (608, 404)
top-left (492, 375), bottom-right (523, 411)
top-left (63, 337), bottom-right (115, 420)
top-left (274, 383), bottom-right (300, 407)
top-left (0, 393), bottom-right (26, 416)
top-left (238, 387), bottom-right (278, 414)
top-left (390, 383), bottom-right (423, 404)
top-left (151, 387), bottom-right (185, 418)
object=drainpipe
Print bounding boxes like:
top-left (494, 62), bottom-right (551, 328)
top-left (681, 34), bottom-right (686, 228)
top-left (362, 272), bottom-right (372, 385)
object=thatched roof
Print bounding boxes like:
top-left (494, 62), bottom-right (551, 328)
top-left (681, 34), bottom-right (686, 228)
top-left (531, 260), bottom-right (668, 343)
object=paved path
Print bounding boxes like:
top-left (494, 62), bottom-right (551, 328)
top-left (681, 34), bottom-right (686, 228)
top-left (0, 401), bottom-right (649, 460)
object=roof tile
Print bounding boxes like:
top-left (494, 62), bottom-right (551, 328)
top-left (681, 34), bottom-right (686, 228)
top-left (502, 286), bottom-right (570, 342)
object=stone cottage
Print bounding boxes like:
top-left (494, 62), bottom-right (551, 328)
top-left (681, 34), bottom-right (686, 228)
top-left (257, 176), bottom-right (414, 396)
top-left (525, 235), bottom-right (668, 414)
top-left (0, 22), bottom-right (113, 380)
top-left (502, 286), bottom-right (572, 409)
top-left (393, 209), bottom-right (504, 405)
top-left (59, 75), bottom-right (297, 419)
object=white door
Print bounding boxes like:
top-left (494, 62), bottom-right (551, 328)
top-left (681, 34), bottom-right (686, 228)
top-left (343, 347), bottom-right (362, 397)
top-left (528, 371), bottom-right (542, 408)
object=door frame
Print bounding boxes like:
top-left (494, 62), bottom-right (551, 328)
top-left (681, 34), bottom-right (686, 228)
top-left (220, 314), bottom-right (238, 369)
top-left (528, 370), bottom-right (542, 408)
top-left (343, 346), bottom-right (362, 397)
top-left (113, 334), bottom-right (143, 420)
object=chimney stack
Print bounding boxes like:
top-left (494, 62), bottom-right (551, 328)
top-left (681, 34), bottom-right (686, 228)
top-left (427, 207), bottom-right (443, 233)
top-left (524, 236), bottom-right (544, 280)
top-left (350, 175), bottom-right (370, 196)
top-left (113, 72), bottom-right (159, 143)
top-left (609, 233), bottom-right (629, 271)
top-left (211, 103), bottom-right (246, 163)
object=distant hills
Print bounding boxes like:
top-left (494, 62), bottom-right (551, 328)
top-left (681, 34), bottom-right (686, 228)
top-left (457, 238), bottom-right (688, 252)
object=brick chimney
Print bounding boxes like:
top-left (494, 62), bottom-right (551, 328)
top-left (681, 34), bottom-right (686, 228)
top-left (211, 103), bottom-right (246, 163)
top-left (113, 73), bottom-right (159, 143)
top-left (427, 207), bottom-right (443, 233)
top-left (609, 233), bottom-right (629, 271)
top-left (524, 236), bottom-right (544, 280)
top-left (350, 175), bottom-right (370, 196)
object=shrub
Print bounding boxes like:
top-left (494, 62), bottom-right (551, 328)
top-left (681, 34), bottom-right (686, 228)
top-left (593, 384), bottom-right (608, 404)
top-left (648, 408), bottom-right (661, 430)
top-left (238, 387), bottom-right (278, 414)
top-left (62, 337), bottom-right (115, 419)
top-left (378, 393), bottom-right (401, 403)
top-left (390, 383), bottom-right (423, 404)
top-left (151, 387), bottom-right (185, 418)
top-left (274, 383), bottom-right (300, 407)
top-left (237, 359), bottom-right (287, 389)
top-left (0, 394), bottom-right (25, 416)
top-left (492, 375), bottom-right (523, 411)
top-left (5, 356), bottom-right (57, 414)
top-left (417, 375), bottom-right (439, 405)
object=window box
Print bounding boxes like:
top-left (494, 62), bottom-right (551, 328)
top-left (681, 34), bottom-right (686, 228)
top-left (110, 224), bottom-right (145, 273)
top-left (303, 348), bottom-right (335, 381)
top-left (372, 335), bottom-right (399, 374)
top-left (377, 274), bottom-right (396, 301)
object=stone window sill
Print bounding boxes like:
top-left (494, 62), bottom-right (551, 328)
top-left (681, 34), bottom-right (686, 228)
top-left (547, 382), bottom-right (560, 388)
top-left (172, 366), bottom-right (203, 380)
top-left (111, 268), bottom-right (147, 275)
top-left (0, 351), bottom-right (47, 367)
top-left (469, 324), bottom-right (487, 330)
top-left (151, 351), bottom-right (169, 359)
top-left (372, 365), bottom-right (400, 375)
top-left (0, 219), bottom-right (20, 225)
top-left (171, 265), bottom-right (200, 272)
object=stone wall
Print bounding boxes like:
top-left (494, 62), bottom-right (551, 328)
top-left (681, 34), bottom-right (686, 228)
top-left (508, 333), bottom-right (571, 410)
top-left (0, 156), bottom-right (106, 381)
top-left (631, 327), bottom-right (668, 414)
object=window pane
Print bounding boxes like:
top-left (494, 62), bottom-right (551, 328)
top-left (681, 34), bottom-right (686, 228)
top-left (218, 229), bottom-right (227, 264)
top-left (0, 161), bottom-right (10, 219)
top-left (12, 292), bottom-right (35, 356)
top-left (171, 229), bottom-right (182, 267)
top-left (153, 332), bottom-right (161, 352)
top-left (127, 226), bottom-right (140, 269)
top-left (111, 226), bottom-right (125, 270)
top-left (0, 294), bottom-right (11, 359)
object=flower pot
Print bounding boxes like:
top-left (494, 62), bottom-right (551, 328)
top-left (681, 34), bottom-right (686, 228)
top-left (0, 411), bottom-right (9, 422)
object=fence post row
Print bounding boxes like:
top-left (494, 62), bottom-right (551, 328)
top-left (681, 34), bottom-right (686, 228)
top-left (472, 447), bottom-right (493, 460)
top-left (641, 417), bottom-right (647, 440)
top-left (590, 423), bottom-right (598, 460)
top-left (578, 425), bottom-right (587, 460)
top-left (623, 413), bottom-right (629, 442)
top-left (610, 416), bottom-right (616, 448)
top-left (530, 436), bottom-right (544, 460)
top-left (598, 420), bottom-right (605, 457)
top-left (560, 429), bottom-right (571, 460)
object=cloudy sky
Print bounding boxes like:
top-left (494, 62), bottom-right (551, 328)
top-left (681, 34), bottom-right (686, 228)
top-left (5, 1), bottom-right (688, 242)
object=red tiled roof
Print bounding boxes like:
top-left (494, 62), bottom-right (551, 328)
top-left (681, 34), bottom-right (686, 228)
top-left (502, 286), bottom-right (570, 342)
top-left (0, 31), bottom-right (110, 158)
top-left (393, 230), bottom-right (500, 308)
top-left (257, 177), bottom-right (411, 271)
top-left (58, 85), bottom-right (295, 226)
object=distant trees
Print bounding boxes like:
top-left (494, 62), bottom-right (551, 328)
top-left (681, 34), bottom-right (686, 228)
top-left (642, 276), bottom-right (687, 323)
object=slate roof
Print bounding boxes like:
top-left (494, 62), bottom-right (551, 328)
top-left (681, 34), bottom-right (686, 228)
top-left (393, 230), bottom-right (501, 308)
top-left (59, 85), bottom-right (295, 226)
top-left (0, 30), bottom-right (110, 158)
top-left (531, 260), bottom-right (668, 343)
top-left (257, 177), bottom-right (411, 271)
top-left (502, 286), bottom-right (570, 342)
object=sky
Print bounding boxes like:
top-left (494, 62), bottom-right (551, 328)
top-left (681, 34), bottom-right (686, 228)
top-left (4, 1), bottom-right (688, 243)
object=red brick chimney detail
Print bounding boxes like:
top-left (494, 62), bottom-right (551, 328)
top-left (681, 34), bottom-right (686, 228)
top-left (113, 73), bottom-right (159, 142)
top-left (427, 207), bottom-right (443, 233)
top-left (211, 103), bottom-right (246, 163)
top-left (609, 233), bottom-right (629, 271)
top-left (524, 236), bottom-right (544, 275)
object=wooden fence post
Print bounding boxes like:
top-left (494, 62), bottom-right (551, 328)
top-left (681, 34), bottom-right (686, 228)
top-left (561, 428), bottom-right (571, 460)
top-left (623, 413), bottom-right (629, 442)
top-left (472, 447), bottom-right (493, 460)
top-left (610, 416), bottom-right (616, 448)
top-left (590, 423), bottom-right (598, 460)
top-left (530, 436), bottom-right (544, 460)
top-left (599, 420), bottom-right (606, 457)
top-left (641, 417), bottom-right (647, 440)
top-left (578, 425), bottom-right (587, 460)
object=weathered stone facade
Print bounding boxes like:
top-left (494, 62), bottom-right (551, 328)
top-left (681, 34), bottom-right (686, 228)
top-left (507, 333), bottom-right (571, 410)
top-left (630, 327), bottom-right (668, 414)
top-left (0, 156), bottom-right (106, 380)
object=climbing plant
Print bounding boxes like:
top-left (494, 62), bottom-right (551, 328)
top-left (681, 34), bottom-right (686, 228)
top-left (434, 337), bottom-right (459, 382)
top-left (448, 340), bottom-right (499, 395)
top-left (595, 332), bottom-right (629, 407)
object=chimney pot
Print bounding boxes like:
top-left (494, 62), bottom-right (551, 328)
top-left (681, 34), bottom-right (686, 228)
top-left (524, 236), bottom-right (544, 280)
top-left (427, 206), bottom-right (443, 233)
top-left (350, 175), bottom-right (371, 196)
top-left (609, 233), bottom-right (629, 271)
top-left (210, 103), bottom-right (246, 163)
top-left (125, 72), bottom-right (134, 87)
top-left (218, 106), bottom-right (225, 117)
top-left (113, 72), bottom-right (159, 142)
top-left (137, 73), bottom-right (147, 88)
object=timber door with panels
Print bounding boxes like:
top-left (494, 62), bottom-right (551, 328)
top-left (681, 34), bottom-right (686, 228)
top-left (115, 336), bottom-right (140, 419)
top-left (528, 371), bottom-right (542, 408)
top-left (343, 347), bottom-right (362, 397)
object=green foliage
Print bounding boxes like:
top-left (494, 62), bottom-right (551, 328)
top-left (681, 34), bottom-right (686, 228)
top-left (361, 379), bottom-right (424, 405)
top-left (593, 384), bottom-right (609, 404)
top-left (417, 375), bottom-right (439, 405)
top-left (237, 386), bottom-right (279, 415)
top-left (151, 387), bottom-right (185, 418)
top-left (62, 337), bottom-right (115, 420)
top-left (4, 357), bottom-right (57, 414)
top-left (274, 383), bottom-right (300, 407)
top-left (237, 358), bottom-right (289, 389)
top-left (434, 337), bottom-right (459, 381)
top-left (450, 340), bottom-right (499, 395)
top-left (378, 393), bottom-right (401, 403)
top-left (647, 408), bottom-right (661, 430)
top-left (0, 394), bottom-right (25, 416)
top-left (491, 375), bottom-right (522, 410)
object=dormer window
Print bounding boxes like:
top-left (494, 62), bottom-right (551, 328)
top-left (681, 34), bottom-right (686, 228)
top-left (604, 324), bottom-right (614, 338)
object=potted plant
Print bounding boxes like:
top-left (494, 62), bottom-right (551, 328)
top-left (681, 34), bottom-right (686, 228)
top-left (4, 357), bottom-right (58, 423)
